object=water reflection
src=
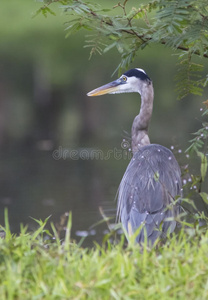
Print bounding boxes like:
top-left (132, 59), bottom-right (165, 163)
top-left (0, 148), bottom-right (126, 246)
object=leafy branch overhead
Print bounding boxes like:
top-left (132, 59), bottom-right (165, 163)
top-left (38, 0), bottom-right (208, 98)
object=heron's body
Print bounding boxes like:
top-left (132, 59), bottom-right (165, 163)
top-left (118, 144), bottom-right (181, 244)
top-left (87, 68), bottom-right (182, 245)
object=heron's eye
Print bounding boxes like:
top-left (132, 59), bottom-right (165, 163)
top-left (122, 76), bottom-right (127, 82)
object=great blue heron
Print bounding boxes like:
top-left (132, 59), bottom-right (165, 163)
top-left (87, 68), bottom-right (182, 245)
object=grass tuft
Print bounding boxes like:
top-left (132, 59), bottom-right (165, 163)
top-left (0, 211), bottom-right (208, 299)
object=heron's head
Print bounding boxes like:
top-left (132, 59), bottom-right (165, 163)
top-left (87, 68), bottom-right (151, 97)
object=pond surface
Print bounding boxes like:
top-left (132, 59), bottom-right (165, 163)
top-left (0, 147), bottom-right (129, 246)
top-left (1, 142), bottom-right (206, 247)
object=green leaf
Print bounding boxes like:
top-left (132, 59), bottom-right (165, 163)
top-left (4, 208), bottom-right (12, 242)
top-left (103, 42), bottom-right (117, 53)
top-left (30, 215), bottom-right (52, 240)
top-left (200, 192), bottom-right (208, 205)
top-left (45, 7), bottom-right (56, 16)
top-left (32, 8), bottom-right (42, 18)
top-left (154, 171), bottom-right (160, 182)
top-left (197, 151), bottom-right (207, 182)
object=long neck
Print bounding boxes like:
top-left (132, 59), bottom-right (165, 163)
top-left (131, 81), bottom-right (154, 153)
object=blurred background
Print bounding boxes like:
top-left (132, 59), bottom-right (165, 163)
top-left (0, 0), bottom-right (207, 245)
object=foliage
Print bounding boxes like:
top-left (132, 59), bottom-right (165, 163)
top-left (180, 106), bottom-right (208, 214)
top-left (37, 0), bottom-right (208, 99)
top-left (0, 209), bottom-right (208, 299)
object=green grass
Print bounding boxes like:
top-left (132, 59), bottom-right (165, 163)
top-left (0, 210), bottom-right (208, 300)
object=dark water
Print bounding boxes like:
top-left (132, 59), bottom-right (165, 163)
top-left (1, 142), bottom-right (207, 247)
top-left (0, 146), bottom-right (129, 246)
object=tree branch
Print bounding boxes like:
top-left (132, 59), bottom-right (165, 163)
top-left (43, 0), bottom-right (208, 59)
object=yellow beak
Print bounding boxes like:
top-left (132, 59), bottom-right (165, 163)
top-left (87, 79), bottom-right (121, 96)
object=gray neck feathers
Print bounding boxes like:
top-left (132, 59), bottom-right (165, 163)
top-left (131, 80), bottom-right (154, 153)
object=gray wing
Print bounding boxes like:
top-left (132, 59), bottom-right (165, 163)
top-left (117, 144), bottom-right (182, 245)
